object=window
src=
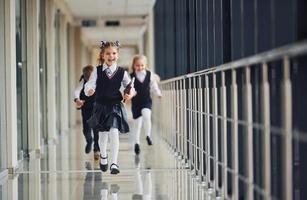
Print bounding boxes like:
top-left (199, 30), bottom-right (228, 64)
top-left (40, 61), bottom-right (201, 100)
top-left (0, 0), bottom-right (6, 171)
top-left (16, 0), bottom-right (28, 158)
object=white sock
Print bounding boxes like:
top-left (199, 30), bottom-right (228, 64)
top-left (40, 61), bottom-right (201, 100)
top-left (141, 108), bottom-right (152, 138)
top-left (99, 132), bottom-right (108, 165)
top-left (109, 128), bottom-right (119, 165)
top-left (133, 117), bottom-right (143, 144)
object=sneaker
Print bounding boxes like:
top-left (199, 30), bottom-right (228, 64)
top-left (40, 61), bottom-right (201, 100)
top-left (134, 144), bottom-right (140, 155)
top-left (94, 151), bottom-right (100, 160)
top-left (100, 155), bottom-right (108, 172)
top-left (146, 136), bottom-right (153, 145)
top-left (110, 163), bottom-right (120, 174)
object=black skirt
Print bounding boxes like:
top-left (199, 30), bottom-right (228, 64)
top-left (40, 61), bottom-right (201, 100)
top-left (87, 102), bottom-right (129, 133)
top-left (131, 101), bottom-right (152, 119)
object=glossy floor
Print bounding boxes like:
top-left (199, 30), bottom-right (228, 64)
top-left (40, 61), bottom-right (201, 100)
top-left (0, 126), bottom-right (214, 200)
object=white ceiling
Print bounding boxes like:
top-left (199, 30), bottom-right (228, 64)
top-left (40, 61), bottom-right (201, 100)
top-left (65, 0), bottom-right (156, 18)
top-left (81, 26), bottom-right (146, 46)
top-left (64, 0), bottom-right (155, 48)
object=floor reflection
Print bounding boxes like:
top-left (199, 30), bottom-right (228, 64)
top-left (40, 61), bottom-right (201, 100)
top-left (0, 126), bottom-right (214, 200)
top-left (133, 170), bottom-right (152, 200)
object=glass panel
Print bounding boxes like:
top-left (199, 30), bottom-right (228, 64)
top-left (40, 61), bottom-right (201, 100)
top-left (16, 0), bottom-right (28, 159)
top-left (39, 0), bottom-right (48, 142)
top-left (67, 24), bottom-right (72, 128)
top-left (54, 10), bottom-right (61, 134)
top-left (0, 0), bottom-right (6, 170)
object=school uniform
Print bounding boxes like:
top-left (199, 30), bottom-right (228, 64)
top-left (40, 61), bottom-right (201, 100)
top-left (85, 63), bottom-right (132, 174)
top-left (86, 64), bottom-right (130, 133)
top-left (130, 70), bottom-right (162, 154)
top-left (74, 77), bottom-right (99, 153)
top-left (130, 70), bottom-right (159, 118)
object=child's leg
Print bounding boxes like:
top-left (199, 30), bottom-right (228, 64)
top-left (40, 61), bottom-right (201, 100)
top-left (82, 110), bottom-right (93, 153)
top-left (133, 117), bottom-right (143, 155)
top-left (82, 112), bottom-right (93, 142)
top-left (133, 117), bottom-right (143, 144)
top-left (109, 128), bottom-right (119, 165)
top-left (141, 108), bottom-right (152, 138)
top-left (93, 129), bottom-right (100, 152)
top-left (99, 132), bottom-right (108, 165)
top-left (93, 129), bottom-right (100, 160)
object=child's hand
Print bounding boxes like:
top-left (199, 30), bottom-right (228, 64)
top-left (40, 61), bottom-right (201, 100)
top-left (87, 88), bottom-right (95, 96)
top-left (75, 99), bottom-right (84, 108)
top-left (124, 88), bottom-right (136, 101)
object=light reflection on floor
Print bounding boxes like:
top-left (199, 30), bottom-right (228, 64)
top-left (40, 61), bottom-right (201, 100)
top-left (0, 126), bottom-right (214, 200)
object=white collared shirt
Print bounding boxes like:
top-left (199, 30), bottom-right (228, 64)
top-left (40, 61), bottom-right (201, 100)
top-left (84, 63), bottom-right (132, 96)
top-left (135, 70), bottom-right (162, 97)
top-left (102, 62), bottom-right (117, 74)
top-left (73, 79), bottom-right (84, 99)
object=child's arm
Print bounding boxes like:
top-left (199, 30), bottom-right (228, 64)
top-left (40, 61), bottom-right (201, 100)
top-left (150, 73), bottom-right (162, 98)
top-left (73, 80), bottom-right (85, 108)
top-left (73, 79), bottom-right (83, 100)
top-left (84, 68), bottom-right (97, 96)
top-left (122, 71), bottom-right (136, 101)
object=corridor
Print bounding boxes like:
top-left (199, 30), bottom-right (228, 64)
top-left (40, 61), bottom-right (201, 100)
top-left (1, 0), bottom-right (307, 199)
top-left (0, 124), bottom-right (211, 200)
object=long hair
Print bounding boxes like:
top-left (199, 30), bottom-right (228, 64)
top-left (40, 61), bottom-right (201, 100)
top-left (97, 41), bottom-right (120, 65)
top-left (130, 55), bottom-right (148, 73)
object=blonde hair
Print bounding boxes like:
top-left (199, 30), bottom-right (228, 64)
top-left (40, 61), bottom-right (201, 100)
top-left (97, 41), bottom-right (120, 65)
top-left (131, 55), bottom-right (148, 72)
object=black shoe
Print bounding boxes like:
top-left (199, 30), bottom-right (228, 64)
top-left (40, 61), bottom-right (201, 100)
top-left (100, 155), bottom-right (108, 172)
top-left (110, 163), bottom-right (120, 174)
top-left (85, 139), bottom-right (93, 154)
top-left (134, 144), bottom-right (140, 155)
top-left (146, 136), bottom-right (153, 145)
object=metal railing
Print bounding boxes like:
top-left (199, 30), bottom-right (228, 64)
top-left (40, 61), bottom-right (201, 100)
top-left (153, 40), bottom-right (307, 200)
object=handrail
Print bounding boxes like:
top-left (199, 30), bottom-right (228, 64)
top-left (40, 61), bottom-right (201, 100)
top-left (160, 39), bottom-right (307, 84)
top-left (154, 41), bottom-right (307, 199)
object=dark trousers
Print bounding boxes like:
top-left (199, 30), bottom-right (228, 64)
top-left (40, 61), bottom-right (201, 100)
top-left (82, 107), bottom-right (99, 152)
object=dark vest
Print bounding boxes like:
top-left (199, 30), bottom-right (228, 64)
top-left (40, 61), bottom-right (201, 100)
top-left (79, 79), bottom-right (95, 109)
top-left (131, 70), bottom-right (152, 105)
top-left (95, 65), bottom-right (125, 104)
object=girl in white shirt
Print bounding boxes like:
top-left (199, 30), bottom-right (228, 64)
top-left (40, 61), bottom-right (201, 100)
top-left (130, 55), bottom-right (162, 155)
top-left (73, 65), bottom-right (100, 159)
top-left (85, 41), bottom-right (135, 174)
